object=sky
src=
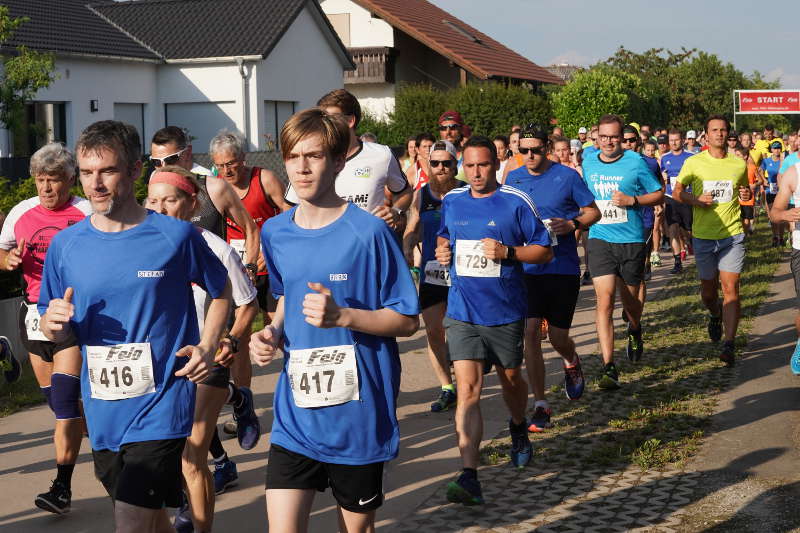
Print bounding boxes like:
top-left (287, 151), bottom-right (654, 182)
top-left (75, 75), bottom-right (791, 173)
top-left (430, 0), bottom-right (800, 89)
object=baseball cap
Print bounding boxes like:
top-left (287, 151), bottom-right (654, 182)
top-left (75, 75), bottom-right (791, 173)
top-left (438, 110), bottom-right (463, 125)
top-left (770, 141), bottom-right (783, 150)
top-left (578, 127), bottom-right (588, 134)
top-left (430, 140), bottom-right (458, 160)
top-left (657, 134), bottom-right (668, 144)
top-left (570, 139), bottom-right (582, 151)
top-left (686, 130), bottom-right (697, 139)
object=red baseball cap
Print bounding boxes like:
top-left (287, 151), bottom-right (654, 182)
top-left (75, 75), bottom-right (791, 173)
top-left (438, 110), bottom-right (463, 125)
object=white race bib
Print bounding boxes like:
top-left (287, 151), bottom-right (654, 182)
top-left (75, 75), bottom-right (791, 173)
top-left (86, 343), bottom-right (155, 401)
top-left (230, 239), bottom-right (246, 262)
top-left (596, 200), bottom-right (629, 225)
top-left (287, 345), bottom-right (359, 408)
top-left (704, 180), bottom-right (734, 203)
top-left (423, 260), bottom-right (451, 287)
top-left (24, 304), bottom-right (48, 342)
top-left (769, 181), bottom-right (779, 195)
top-left (542, 219), bottom-right (559, 246)
top-left (455, 239), bottom-right (501, 278)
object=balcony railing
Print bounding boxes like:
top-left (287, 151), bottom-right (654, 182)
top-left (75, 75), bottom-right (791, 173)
top-left (344, 47), bottom-right (394, 85)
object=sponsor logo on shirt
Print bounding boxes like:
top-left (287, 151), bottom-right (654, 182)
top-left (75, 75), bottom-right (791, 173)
top-left (137, 270), bottom-right (165, 278)
top-left (487, 220), bottom-right (496, 226)
top-left (329, 273), bottom-right (348, 281)
top-left (353, 166), bottom-right (372, 179)
top-left (341, 194), bottom-right (369, 208)
top-left (589, 173), bottom-right (623, 198)
top-left (454, 220), bottom-right (469, 226)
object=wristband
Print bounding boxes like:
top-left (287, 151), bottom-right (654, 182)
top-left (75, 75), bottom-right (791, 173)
top-left (245, 263), bottom-right (257, 273)
top-left (506, 245), bottom-right (517, 261)
top-left (572, 218), bottom-right (582, 231)
top-left (225, 334), bottom-right (240, 353)
top-left (632, 196), bottom-right (640, 207)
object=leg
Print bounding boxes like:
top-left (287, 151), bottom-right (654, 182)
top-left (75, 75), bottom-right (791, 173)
top-left (266, 489), bottom-right (315, 533)
top-left (719, 271), bottom-right (742, 342)
top-left (29, 352), bottom-right (53, 388)
top-left (547, 326), bottom-right (577, 365)
top-left (494, 366), bottom-right (527, 425)
top-left (618, 281), bottom-right (643, 331)
top-left (452, 360), bottom-right (484, 469)
top-left (183, 384), bottom-right (228, 532)
top-left (592, 275), bottom-right (617, 364)
top-left (700, 276), bottom-right (721, 315)
top-left (52, 346), bottom-right (83, 466)
top-left (421, 302), bottom-right (451, 387)
top-left (114, 501), bottom-right (163, 533)
top-left (231, 329), bottom-right (253, 388)
top-left (523, 317), bottom-right (545, 402)
top-left (337, 506), bottom-right (376, 533)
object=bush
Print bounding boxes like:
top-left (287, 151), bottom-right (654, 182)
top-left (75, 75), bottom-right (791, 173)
top-left (385, 83), bottom-right (446, 146)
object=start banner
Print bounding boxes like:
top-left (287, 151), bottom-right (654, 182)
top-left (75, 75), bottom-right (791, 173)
top-left (737, 90), bottom-right (800, 114)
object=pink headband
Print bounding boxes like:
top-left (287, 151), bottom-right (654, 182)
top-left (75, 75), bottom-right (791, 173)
top-left (150, 171), bottom-right (197, 196)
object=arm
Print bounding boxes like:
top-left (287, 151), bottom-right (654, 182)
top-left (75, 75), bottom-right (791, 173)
top-left (611, 188), bottom-right (664, 207)
top-left (673, 181), bottom-right (713, 207)
top-left (771, 166), bottom-right (800, 223)
top-left (209, 178), bottom-right (260, 268)
top-left (548, 202), bottom-right (602, 235)
top-left (391, 183), bottom-right (413, 212)
top-left (260, 168), bottom-right (291, 212)
top-left (483, 239), bottom-right (553, 264)
top-left (402, 190), bottom-right (423, 266)
top-left (250, 296), bottom-right (285, 367)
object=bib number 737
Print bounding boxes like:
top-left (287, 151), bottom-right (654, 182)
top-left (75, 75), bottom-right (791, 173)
top-left (288, 345), bottom-right (359, 408)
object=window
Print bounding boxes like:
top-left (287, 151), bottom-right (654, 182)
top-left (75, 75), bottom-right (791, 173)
top-left (264, 100), bottom-right (296, 150)
top-left (13, 102), bottom-right (67, 157)
top-left (327, 13), bottom-right (351, 47)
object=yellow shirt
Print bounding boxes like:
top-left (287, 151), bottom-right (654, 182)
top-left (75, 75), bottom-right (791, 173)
top-left (749, 149), bottom-right (762, 167)
top-left (677, 151), bottom-right (748, 240)
top-left (754, 137), bottom-right (785, 158)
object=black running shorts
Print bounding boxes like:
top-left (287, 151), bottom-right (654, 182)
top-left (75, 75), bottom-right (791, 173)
top-left (587, 239), bottom-right (647, 287)
top-left (419, 283), bottom-right (449, 311)
top-left (524, 274), bottom-right (580, 329)
top-left (17, 301), bottom-right (77, 363)
top-left (665, 197), bottom-right (693, 231)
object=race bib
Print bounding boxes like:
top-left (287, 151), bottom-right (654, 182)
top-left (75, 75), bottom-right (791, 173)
top-left (24, 304), bottom-right (48, 342)
top-left (287, 345), bottom-right (359, 408)
top-left (596, 200), bottom-right (629, 225)
top-left (86, 343), bottom-right (155, 401)
top-left (769, 181), bottom-right (779, 195)
top-left (230, 239), bottom-right (246, 262)
top-left (423, 260), bottom-right (451, 287)
top-left (542, 219), bottom-right (559, 246)
top-left (704, 180), bottom-right (734, 203)
top-left (455, 239), bottom-right (501, 278)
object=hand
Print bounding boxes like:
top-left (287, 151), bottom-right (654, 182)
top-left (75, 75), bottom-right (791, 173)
top-left (481, 238), bottom-right (507, 261)
top-left (174, 343), bottom-right (214, 383)
top-left (214, 337), bottom-right (235, 368)
top-left (547, 217), bottom-right (573, 235)
top-left (654, 204), bottom-right (663, 215)
top-left (371, 205), bottom-right (397, 229)
top-left (3, 238), bottom-right (24, 270)
top-left (303, 282), bottom-right (343, 329)
top-left (611, 190), bottom-right (633, 207)
top-left (43, 287), bottom-right (74, 343)
top-left (435, 240), bottom-right (452, 266)
top-left (738, 186), bottom-right (752, 202)
top-left (250, 325), bottom-right (281, 366)
top-left (695, 192), bottom-right (715, 207)
top-left (783, 208), bottom-right (800, 223)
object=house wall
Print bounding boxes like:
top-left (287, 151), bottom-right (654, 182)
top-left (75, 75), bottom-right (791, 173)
top-left (320, 0), bottom-right (394, 48)
top-left (347, 83), bottom-right (394, 120)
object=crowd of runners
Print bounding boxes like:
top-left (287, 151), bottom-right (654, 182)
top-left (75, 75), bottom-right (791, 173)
top-left (0, 86), bottom-right (799, 533)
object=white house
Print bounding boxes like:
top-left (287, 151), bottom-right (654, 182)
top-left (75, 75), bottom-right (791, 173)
top-left (1, 0), bottom-right (354, 161)
top-left (320, 0), bottom-right (562, 120)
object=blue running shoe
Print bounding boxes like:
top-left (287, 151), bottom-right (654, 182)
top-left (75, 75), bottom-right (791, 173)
top-left (791, 340), bottom-right (800, 375)
top-left (0, 336), bottom-right (20, 384)
top-left (430, 388), bottom-right (457, 412)
top-left (174, 496), bottom-right (193, 533)
top-left (233, 387), bottom-right (260, 450)
top-left (509, 419), bottom-right (532, 468)
top-left (445, 472), bottom-right (484, 506)
top-left (213, 458), bottom-right (238, 495)
top-left (563, 355), bottom-right (585, 400)
top-left (527, 406), bottom-right (552, 433)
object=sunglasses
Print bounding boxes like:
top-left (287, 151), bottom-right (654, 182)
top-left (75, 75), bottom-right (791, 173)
top-left (150, 147), bottom-right (187, 167)
top-left (438, 124), bottom-right (461, 131)
top-left (622, 137), bottom-right (638, 144)
top-left (518, 146), bottom-right (545, 156)
top-left (430, 159), bottom-right (455, 168)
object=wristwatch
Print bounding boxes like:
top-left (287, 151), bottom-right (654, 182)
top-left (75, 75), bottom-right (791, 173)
top-left (572, 218), bottom-right (583, 231)
top-left (225, 334), bottom-right (240, 353)
top-left (244, 263), bottom-right (257, 273)
top-left (632, 196), bottom-right (640, 207)
top-left (506, 245), bottom-right (517, 261)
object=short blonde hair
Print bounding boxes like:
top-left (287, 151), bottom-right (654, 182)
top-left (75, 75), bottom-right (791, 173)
top-left (279, 108), bottom-right (349, 161)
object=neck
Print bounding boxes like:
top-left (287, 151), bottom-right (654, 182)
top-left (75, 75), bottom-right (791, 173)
top-left (295, 194), bottom-right (348, 230)
top-left (228, 168), bottom-right (251, 190)
top-left (91, 197), bottom-right (147, 233)
top-left (706, 145), bottom-right (727, 159)
top-left (599, 148), bottom-right (624, 162)
top-left (527, 159), bottom-right (551, 176)
top-left (347, 132), bottom-right (361, 158)
top-left (470, 179), bottom-right (498, 198)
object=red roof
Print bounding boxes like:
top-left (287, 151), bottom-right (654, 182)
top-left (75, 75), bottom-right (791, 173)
top-left (352, 0), bottom-right (563, 85)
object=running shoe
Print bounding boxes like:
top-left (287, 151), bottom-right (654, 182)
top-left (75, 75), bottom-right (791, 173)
top-left (626, 325), bottom-right (643, 362)
top-left (0, 336), bottom-right (20, 384)
top-left (430, 388), bottom-right (457, 412)
top-left (650, 251), bottom-right (662, 267)
top-left (708, 313), bottom-right (723, 343)
top-left (509, 419), bottom-right (532, 467)
top-left (598, 362), bottom-right (620, 390)
top-left (445, 472), bottom-right (484, 506)
top-left (233, 387), bottom-right (260, 450)
top-left (527, 406), bottom-right (552, 433)
top-left (213, 458), bottom-right (239, 495)
top-left (669, 263), bottom-right (683, 275)
top-left (563, 356), bottom-right (585, 400)
top-left (791, 340), bottom-right (800, 375)
top-left (35, 480), bottom-right (71, 515)
top-left (680, 250), bottom-right (687, 261)
top-left (720, 340), bottom-right (735, 367)
top-left (174, 497), bottom-right (193, 533)
top-left (581, 270), bottom-right (592, 286)
top-left (540, 318), bottom-right (549, 340)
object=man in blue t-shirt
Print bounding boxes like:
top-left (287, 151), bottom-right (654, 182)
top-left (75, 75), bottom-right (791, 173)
top-left (661, 129), bottom-right (695, 274)
top-left (435, 136), bottom-right (552, 504)
top-left (583, 115), bottom-right (664, 390)
top-left (39, 120), bottom-right (232, 530)
top-left (249, 108), bottom-right (419, 531)
top-left (505, 126), bottom-right (600, 432)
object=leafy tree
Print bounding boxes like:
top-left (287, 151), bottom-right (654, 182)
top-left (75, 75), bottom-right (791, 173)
top-left (0, 7), bottom-right (56, 149)
top-left (447, 82), bottom-right (550, 139)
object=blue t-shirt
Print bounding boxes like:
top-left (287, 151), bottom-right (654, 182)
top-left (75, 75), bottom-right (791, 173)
top-left (419, 184), bottom-right (443, 284)
top-left (761, 157), bottom-right (782, 194)
top-left (38, 211), bottom-right (228, 451)
top-left (262, 204), bottom-right (419, 465)
top-left (660, 150), bottom-right (694, 195)
top-left (583, 150), bottom-right (663, 244)
top-left (437, 185), bottom-right (551, 325)
top-left (641, 155), bottom-right (662, 228)
top-left (780, 152), bottom-right (799, 174)
top-left (582, 145), bottom-right (599, 166)
top-left (505, 163), bottom-right (595, 276)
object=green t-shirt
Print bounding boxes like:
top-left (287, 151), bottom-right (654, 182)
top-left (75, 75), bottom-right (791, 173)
top-left (677, 151), bottom-right (748, 240)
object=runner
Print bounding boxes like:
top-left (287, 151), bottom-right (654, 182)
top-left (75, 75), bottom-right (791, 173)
top-left (504, 126), bottom-right (600, 432)
top-left (436, 136), bottom-right (552, 504)
top-left (0, 143), bottom-right (91, 514)
top-left (406, 132), bottom-right (435, 189)
top-left (494, 135), bottom-right (510, 180)
top-left (146, 166), bottom-right (260, 532)
top-left (398, 136), bottom-right (417, 172)
top-left (403, 140), bottom-right (461, 412)
top-left (761, 141), bottom-right (786, 246)
top-left (661, 129), bottom-right (695, 274)
top-left (150, 127), bottom-right (259, 273)
top-left (578, 126), bottom-right (589, 146)
top-left (673, 115), bottom-right (751, 366)
top-left (583, 115), bottom-right (664, 389)
top-left (685, 130), bottom-right (701, 154)
top-left (38, 120), bottom-right (232, 532)
top-left (732, 144), bottom-right (759, 235)
top-left (755, 123), bottom-right (785, 157)
top-left (643, 140), bottom-right (664, 268)
top-left (769, 162), bottom-right (800, 373)
top-left (249, 108), bottom-right (419, 532)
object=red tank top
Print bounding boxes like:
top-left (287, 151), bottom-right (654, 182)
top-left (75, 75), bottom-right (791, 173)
top-left (225, 167), bottom-right (279, 274)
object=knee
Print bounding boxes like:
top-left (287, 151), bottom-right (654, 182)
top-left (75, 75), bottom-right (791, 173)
top-left (50, 373), bottom-right (81, 420)
top-left (457, 381), bottom-right (482, 404)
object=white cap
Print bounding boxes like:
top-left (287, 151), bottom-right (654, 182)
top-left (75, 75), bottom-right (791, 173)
top-left (429, 139), bottom-right (458, 160)
top-left (578, 127), bottom-right (588, 134)
top-left (686, 130), bottom-right (697, 139)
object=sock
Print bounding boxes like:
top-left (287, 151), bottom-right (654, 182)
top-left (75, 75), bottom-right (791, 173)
top-left (564, 354), bottom-right (579, 368)
top-left (227, 383), bottom-right (244, 409)
top-left (673, 254), bottom-right (681, 265)
top-left (462, 467), bottom-right (478, 479)
top-left (534, 399), bottom-right (549, 410)
top-left (56, 463), bottom-right (75, 490)
top-left (510, 419), bottom-right (527, 432)
top-left (442, 384), bottom-right (455, 393)
top-left (209, 428), bottom-right (227, 462)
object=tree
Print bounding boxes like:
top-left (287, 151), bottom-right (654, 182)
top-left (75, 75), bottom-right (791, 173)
top-left (447, 82), bottom-right (550, 139)
top-left (0, 7), bottom-right (56, 150)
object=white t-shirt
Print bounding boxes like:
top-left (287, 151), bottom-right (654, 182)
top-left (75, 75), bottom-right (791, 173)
top-left (285, 141), bottom-right (408, 212)
top-left (193, 228), bottom-right (257, 331)
top-left (191, 163), bottom-right (212, 176)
